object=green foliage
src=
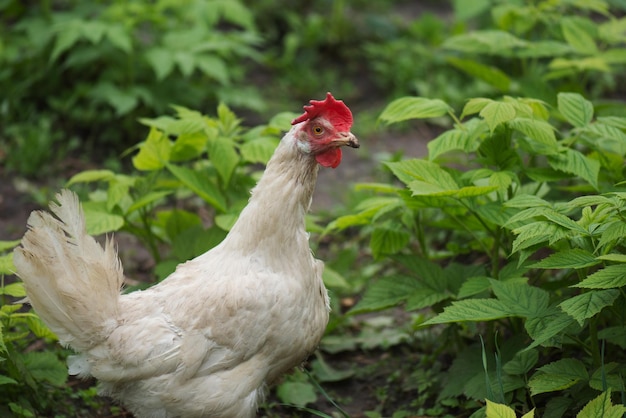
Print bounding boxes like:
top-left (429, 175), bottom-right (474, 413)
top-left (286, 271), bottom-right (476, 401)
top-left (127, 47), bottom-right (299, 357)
top-left (0, 241), bottom-right (69, 417)
top-left (0, 0), bottom-right (262, 173)
top-left (331, 91), bottom-right (626, 415)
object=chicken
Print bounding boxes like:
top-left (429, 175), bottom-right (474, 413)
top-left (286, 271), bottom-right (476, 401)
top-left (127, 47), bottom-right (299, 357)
top-left (13, 92), bottom-right (359, 418)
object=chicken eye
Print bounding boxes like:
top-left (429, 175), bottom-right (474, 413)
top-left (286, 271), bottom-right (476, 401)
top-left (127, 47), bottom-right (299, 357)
top-left (313, 126), bottom-right (324, 135)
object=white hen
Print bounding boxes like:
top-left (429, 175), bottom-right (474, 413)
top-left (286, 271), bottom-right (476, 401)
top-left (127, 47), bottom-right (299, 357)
top-left (13, 93), bottom-right (359, 418)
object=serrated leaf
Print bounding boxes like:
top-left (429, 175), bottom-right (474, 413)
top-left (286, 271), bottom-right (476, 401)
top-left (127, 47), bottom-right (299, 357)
top-left (50, 22), bottom-right (82, 62)
top-left (485, 400), bottom-right (517, 418)
top-left (525, 307), bottom-right (576, 348)
top-left (558, 92), bottom-right (594, 128)
top-left (106, 25), bottom-right (132, 53)
top-left (0, 239), bottom-right (20, 253)
top-left (379, 97), bottom-right (451, 125)
top-left (386, 159), bottom-right (458, 190)
top-left (350, 275), bottom-right (420, 314)
top-left (427, 129), bottom-right (472, 160)
top-left (145, 47), bottom-right (176, 81)
top-left (322, 266), bottom-right (349, 289)
top-left (503, 349), bottom-right (539, 375)
top-left (127, 190), bottom-right (173, 214)
top-left (0, 282), bottom-right (26, 297)
top-left (170, 132), bottom-right (207, 162)
top-left (22, 351), bottom-right (67, 387)
top-left (457, 276), bottom-right (491, 298)
top-left (559, 289), bottom-right (620, 325)
top-left (24, 313), bottom-right (56, 339)
top-left (166, 164), bottom-right (226, 212)
top-left (530, 249), bottom-right (600, 269)
top-left (448, 57), bottom-right (511, 91)
top-left (504, 194), bottom-right (550, 208)
top-left (196, 55), bottom-right (229, 85)
top-left (561, 17), bottom-right (598, 55)
top-left (424, 299), bottom-right (513, 325)
top-left (529, 358), bottom-right (588, 395)
top-left (67, 169), bottom-right (116, 186)
top-left (461, 98), bottom-right (492, 119)
top-left (491, 280), bottom-right (549, 317)
top-left (575, 264), bottom-right (626, 289)
top-left (208, 137), bottom-right (239, 185)
top-left (370, 227), bottom-right (410, 258)
top-left (132, 128), bottom-right (172, 171)
top-left (81, 202), bottom-right (125, 235)
top-left (508, 118), bottom-right (558, 153)
top-left (240, 137), bottom-right (278, 164)
top-left (548, 148), bottom-right (599, 190)
top-left (0, 254), bottom-right (14, 278)
top-left (577, 391), bottom-right (626, 418)
top-left (480, 101), bottom-right (516, 132)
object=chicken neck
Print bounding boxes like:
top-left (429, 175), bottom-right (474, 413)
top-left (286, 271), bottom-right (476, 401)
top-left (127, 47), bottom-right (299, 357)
top-left (221, 127), bottom-right (319, 257)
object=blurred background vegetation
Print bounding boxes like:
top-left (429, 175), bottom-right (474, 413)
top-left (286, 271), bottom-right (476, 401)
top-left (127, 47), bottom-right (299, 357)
top-left (4, 0), bottom-right (625, 178)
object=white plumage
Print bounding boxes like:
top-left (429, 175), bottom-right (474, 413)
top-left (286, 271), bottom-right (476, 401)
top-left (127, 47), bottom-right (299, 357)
top-left (14, 93), bottom-right (358, 417)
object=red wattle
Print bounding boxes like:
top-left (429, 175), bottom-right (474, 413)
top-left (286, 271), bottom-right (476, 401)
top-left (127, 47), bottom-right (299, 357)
top-left (315, 148), bottom-right (342, 168)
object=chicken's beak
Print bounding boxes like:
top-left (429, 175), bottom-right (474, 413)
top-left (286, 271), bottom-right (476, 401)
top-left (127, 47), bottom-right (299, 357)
top-left (334, 132), bottom-right (360, 149)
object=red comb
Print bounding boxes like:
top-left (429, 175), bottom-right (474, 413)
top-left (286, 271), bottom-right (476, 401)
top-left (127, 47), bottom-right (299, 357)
top-left (291, 92), bottom-right (353, 132)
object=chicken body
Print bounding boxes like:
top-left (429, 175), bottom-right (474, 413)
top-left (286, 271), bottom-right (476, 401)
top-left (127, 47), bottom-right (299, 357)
top-left (14, 94), bottom-right (358, 418)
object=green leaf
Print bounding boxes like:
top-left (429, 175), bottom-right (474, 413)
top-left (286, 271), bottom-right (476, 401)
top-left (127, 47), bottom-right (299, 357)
top-left (370, 227), bottom-right (410, 258)
top-left (50, 22), bottom-right (82, 62)
top-left (196, 55), bottom-right (229, 85)
top-left (0, 239), bottom-right (20, 254)
top-left (530, 249), bottom-right (600, 269)
top-left (170, 132), bottom-right (208, 162)
top-left (0, 282), bottom-right (26, 297)
top-left (240, 137), bottom-right (278, 164)
top-left (559, 289), bottom-right (620, 326)
top-left (529, 358), bottom-right (588, 395)
top-left (0, 376), bottom-right (17, 386)
top-left (145, 47), bottom-right (176, 81)
top-left (105, 25), bottom-right (132, 53)
top-left (485, 400), bottom-right (517, 418)
top-left (424, 299), bottom-right (513, 325)
top-left (166, 164), bottom-right (226, 212)
top-left (458, 276), bottom-right (491, 298)
top-left (480, 101), bottom-right (516, 132)
top-left (386, 159), bottom-right (458, 190)
top-left (379, 97), bottom-right (451, 125)
top-left (276, 381), bottom-right (317, 407)
top-left (322, 266), bottom-right (349, 289)
top-left (508, 118), bottom-right (558, 154)
top-left (24, 313), bottom-right (57, 339)
top-left (558, 92), bottom-right (594, 128)
top-left (577, 391), bottom-right (626, 418)
top-left (561, 17), bottom-right (598, 55)
top-left (575, 264), bottom-right (626, 289)
top-left (427, 129), bottom-right (471, 160)
top-left (490, 280), bottom-right (549, 317)
top-left (127, 190), bottom-right (173, 214)
top-left (525, 307), bottom-right (576, 348)
top-left (502, 349), bottom-right (539, 375)
top-left (548, 148), bottom-right (600, 190)
top-left (447, 57), bottom-right (511, 91)
top-left (81, 202), bottom-right (125, 235)
top-left (67, 169), bottom-right (116, 186)
top-left (22, 351), bottom-right (67, 387)
top-left (208, 137), bottom-right (239, 185)
top-left (133, 128), bottom-right (172, 171)
top-left (461, 98), bottom-right (492, 119)
top-left (350, 275), bottom-right (419, 314)
top-left (0, 253), bottom-right (15, 274)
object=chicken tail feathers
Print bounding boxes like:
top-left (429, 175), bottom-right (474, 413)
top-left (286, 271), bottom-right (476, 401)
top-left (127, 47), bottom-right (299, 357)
top-left (13, 190), bottom-right (123, 351)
